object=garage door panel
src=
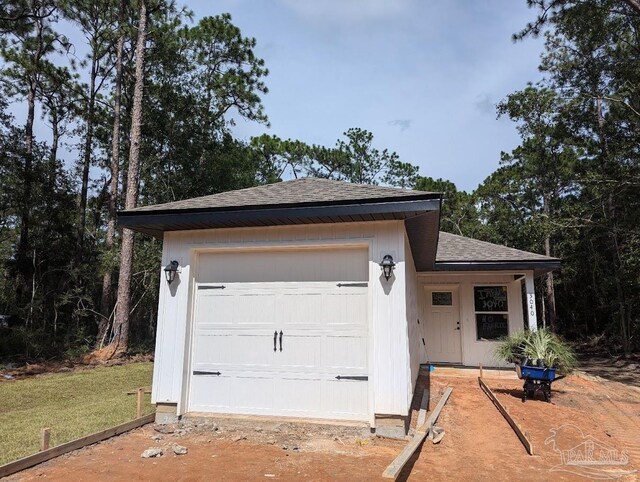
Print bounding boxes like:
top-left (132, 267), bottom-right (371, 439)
top-left (230, 374), bottom-right (274, 412)
top-left (193, 332), bottom-right (275, 369)
top-left (189, 375), bottom-right (232, 412)
top-left (195, 292), bottom-right (236, 326)
top-left (275, 376), bottom-right (322, 415)
top-left (281, 292), bottom-right (324, 326)
top-left (326, 335), bottom-right (368, 371)
top-left (326, 379), bottom-right (368, 419)
top-left (277, 333), bottom-right (322, 371)
top-left (189, 247), bottom-right (369, 421)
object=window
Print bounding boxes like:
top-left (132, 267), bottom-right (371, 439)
top-left (432, 291), bottom-right (453, 306)
top-left (474, 286), bottom-right (509, 340)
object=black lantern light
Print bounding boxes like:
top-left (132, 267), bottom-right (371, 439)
top-left (380, 254), bottom-right (396, 281)
top-left (164, 260), bottom-right (179, 284)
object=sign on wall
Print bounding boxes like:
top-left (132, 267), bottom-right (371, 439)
top-left (474, 286), bottom-right (509, 340)
top-left (474, 286), bottom-right (508, 312)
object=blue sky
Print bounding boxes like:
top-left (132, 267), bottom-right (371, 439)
top-left (190, 0), bottom-right (545, 191)
top-left (5, 1), bottom-right (545, 193)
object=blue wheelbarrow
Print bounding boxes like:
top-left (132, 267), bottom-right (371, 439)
top-left (515, 364), bottom-right (565, 402)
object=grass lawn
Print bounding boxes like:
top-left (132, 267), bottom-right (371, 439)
top-left (0, 362), bottom-right (153, 466)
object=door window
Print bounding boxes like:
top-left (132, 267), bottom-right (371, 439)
top-left (431, 291), bottom-right (453, 306)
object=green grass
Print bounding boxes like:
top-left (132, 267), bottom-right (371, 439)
top-left (0, 362), bottom-right (153, 466)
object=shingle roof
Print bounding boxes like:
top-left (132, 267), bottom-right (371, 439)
top-left (436, 231), bottom-right (558, 263)
top-left (127, 178), bottom-right (438, 213)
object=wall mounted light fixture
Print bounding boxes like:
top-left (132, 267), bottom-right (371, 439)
top-left (164, 260), bottom-right (180, 284)
top-left (380, 254), bottom-right (396, 281)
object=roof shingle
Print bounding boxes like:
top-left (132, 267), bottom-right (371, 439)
top-left (436, 231), bottom-right (558, 263)
top-left (127, 178), bottom-right (437, 213)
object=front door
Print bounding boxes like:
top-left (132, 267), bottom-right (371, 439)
top-left (424, 288), bottom-right (461, 363)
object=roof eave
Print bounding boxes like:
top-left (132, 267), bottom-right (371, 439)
top-left (118, 198), bottom-right (439, 231)
top-left (433, 260), bottom-right (561, 276)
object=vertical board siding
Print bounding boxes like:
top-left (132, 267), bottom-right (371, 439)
top-left (153, 221), bottom-right (412, 417)
top-left (404, 231), bottom-right (420, 411)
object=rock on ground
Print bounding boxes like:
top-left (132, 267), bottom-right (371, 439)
top-left (172, 445), bottom-right (188, 455)
top-left (141, 447), bottom-right (163, 458)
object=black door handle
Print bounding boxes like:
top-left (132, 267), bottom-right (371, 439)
top-left (273, 330), bottom-right (277, 352)
top-left (279, 331), bottom-right (283, 352)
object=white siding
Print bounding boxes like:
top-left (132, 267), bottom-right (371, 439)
top-left (152, 221), bottom-right (412, 418)
top-left (417, 272), bottom-right (526, 367)
top-left (404, 231), bottom-right (420, 411)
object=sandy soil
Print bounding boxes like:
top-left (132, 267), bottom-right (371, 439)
top-left (7, 369), bottom-right (640, 482)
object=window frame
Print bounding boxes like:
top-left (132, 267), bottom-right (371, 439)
top-left (473, 285), bottom-right (509, 341)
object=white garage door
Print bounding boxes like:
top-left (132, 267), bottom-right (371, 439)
top-left (188, 247), bottom-right (370, 421)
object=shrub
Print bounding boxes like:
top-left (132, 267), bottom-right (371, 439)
top-left (495, 328), bottom-right (577, 375)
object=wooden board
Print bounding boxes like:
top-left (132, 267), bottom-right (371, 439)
top-left (382, 387), bottom-right (453, 480)
top-left (416, 389), bottom-right (429, 428)
top-left (0, 414), bottom-right (155, 478)
top-left (478, 377), bottom-right (534, 455)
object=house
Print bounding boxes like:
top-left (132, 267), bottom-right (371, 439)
top-left (119, 178), bottom-right (559, 433)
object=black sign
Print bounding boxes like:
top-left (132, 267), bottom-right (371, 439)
top-left (474, 286), bottom-right (508, 312)
top-left (476, 314), bottom-right (509, 340)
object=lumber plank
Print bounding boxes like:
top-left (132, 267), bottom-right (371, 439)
top-left (416, 389), bottom-right (429, 428)
top-left (383, 387), bottom-right (453, 480)
top-left (0, 413), bottom-right (155, 478)
top-left (478, 377), bottom-right (534, 455)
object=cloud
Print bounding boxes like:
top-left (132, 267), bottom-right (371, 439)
top-left (388, 119), bottom-right (413, 132)
top-left (278, 0), bottom-right (413, 23)
top-left (474, 94), bottom-right (495, 115)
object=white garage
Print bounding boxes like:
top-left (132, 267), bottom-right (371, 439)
top-left (119, 177), bottom-right (559, 433)
top-left (188, 247), bottom-right (370, 420)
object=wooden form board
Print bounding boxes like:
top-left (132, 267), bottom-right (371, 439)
top-left (478, 377), bottom-right (534, 455)
top-left (382, 387), bottom-right (453, 480)
top-left (0, 414), bottom-right (155, 478)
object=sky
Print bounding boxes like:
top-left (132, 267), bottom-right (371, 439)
top-left (187, 0), bottom-right (546, 191)
top-left (5, 0), bottom-right (546, 193)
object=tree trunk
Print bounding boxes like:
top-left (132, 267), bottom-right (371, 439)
top-left (542, 194), bottom-right (557, 331)
top-left (110, 0), bottom-right (147, 357)
top-left (97, 0), bottom-right (126, 348)
top-left (76, 52), bottom-right (98, 266)
top-left (49, 109), bottom-right (59, 189)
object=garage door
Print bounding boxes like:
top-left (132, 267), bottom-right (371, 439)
top-left (188, 247), bottom-right (370, 421)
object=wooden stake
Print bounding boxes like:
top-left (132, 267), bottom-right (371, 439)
top-left (0, 414), bottom-right (155, 479)
top-left (478, 377), bottom-right (533, 455)
top-left (382, 387), bottom-right (453, 480)
top-left (40, 428), bottom-right (50, 452)
top-left (479, 363), bottom-right (483, 379)
top-left (136, 387), bottom-right (144, 418)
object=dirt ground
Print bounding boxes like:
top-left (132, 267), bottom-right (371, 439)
top-left (7, 368), bottom-right (640, 481)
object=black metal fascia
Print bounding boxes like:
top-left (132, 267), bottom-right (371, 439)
top-left (117, 198), bottom-right (440, 231)
top-left (433, 260), bottom-right (561, 272)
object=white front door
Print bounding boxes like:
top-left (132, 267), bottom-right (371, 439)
top-left (188, 247), bottom-right (369, 421)
top-left (424, 287), bottom-right (462, 363)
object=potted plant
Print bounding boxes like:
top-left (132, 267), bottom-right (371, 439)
top-left (495, 328), bottom-right (577, 376)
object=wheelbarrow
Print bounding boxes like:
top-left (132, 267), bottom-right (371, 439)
top-left (515, 363), bottom-right (565, 402)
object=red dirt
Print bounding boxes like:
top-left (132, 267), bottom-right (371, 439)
top-left (7, 370), bottom-right (640, 481)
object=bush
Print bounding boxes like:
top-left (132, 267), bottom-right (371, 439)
top-left (495, 329), bottom-right (577, 375)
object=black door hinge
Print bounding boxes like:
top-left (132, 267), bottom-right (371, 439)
top-left (335, 375), bottom-right (368, 381)
top-left (193, 370), bottom-right (221, 376)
